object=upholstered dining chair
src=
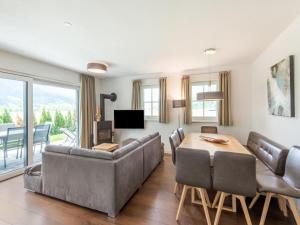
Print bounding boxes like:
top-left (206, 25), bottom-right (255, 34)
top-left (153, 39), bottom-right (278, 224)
top-left (201, 126), bottom-right (218, 134)
top-left (177, 128), bottom-right (185, 142)
top-left (176, 148), bottom-right (212, 225)
top-left (169, 131), bottom-right (181, 194)
top-left (213, 151), bottom-right (256, 225)
top-left (257, 146), bottom-right (300, 225)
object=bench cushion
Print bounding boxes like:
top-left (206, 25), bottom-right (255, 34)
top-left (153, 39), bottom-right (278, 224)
top-left (247, 132), bottom-right (288, 176)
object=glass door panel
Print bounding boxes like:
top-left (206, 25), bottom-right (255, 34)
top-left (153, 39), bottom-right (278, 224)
top-left (33, 83), bottom-right (79, 163)
top-left (0, 77), bottom-right (28, 175)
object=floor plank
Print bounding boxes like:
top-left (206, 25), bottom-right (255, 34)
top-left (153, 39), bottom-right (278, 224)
top-left (0, 155), bottom-right (296, 225)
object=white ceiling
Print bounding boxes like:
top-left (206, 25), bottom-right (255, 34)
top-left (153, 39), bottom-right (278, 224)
top-left (0, 0), bottom-right (300, 77)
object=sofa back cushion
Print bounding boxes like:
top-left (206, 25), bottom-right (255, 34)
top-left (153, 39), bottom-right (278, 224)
top-left (247, 132), bottom-right (289, 176)
top-left (138, 135), bottom-right (152, 144)
top-left (113, 141), bottom-right (140, 159)
top-left (142, 135), bottom-right (162, 181)
top-left (45, 145), bottom-right (72, 154)
top-left (70, 147), bottom-right (113, 160)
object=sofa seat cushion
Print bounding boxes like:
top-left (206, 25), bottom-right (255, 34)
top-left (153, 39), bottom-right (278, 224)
top-left (70, 148), bottom-right (113, 160)
top-left (45, 145), bottom-right (72, 154)
top-left (247, 132), bottom-right (288, 176)
top-left (113, 141), bottom-right (140, 159)
top-left (257, 171), bottom-right (300, 198)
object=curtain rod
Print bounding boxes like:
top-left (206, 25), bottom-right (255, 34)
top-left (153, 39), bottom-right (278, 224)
top-left (185, 71), bottom-right (220, 76)
top-left (0, 67), bottom-right (81, 87)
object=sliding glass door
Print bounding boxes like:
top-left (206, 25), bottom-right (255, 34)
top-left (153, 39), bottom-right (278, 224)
top-left (0, 72), bottom-right (80, 179)
top-left (0, 75), bottom-right (29, 175)
top-left (32, 83), bottom-right (79, 163)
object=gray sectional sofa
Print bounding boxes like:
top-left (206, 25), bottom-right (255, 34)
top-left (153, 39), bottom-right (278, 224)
top-left (24, 132), bottom-right (163, 217)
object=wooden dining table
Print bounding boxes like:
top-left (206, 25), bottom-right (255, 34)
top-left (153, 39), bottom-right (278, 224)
top-left (179, 132), bottom-right (251, 156)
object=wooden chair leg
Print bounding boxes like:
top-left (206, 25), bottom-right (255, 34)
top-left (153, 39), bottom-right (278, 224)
top-left (213, 192), bottom-right (226, 225)
top-left (238, 195), bottom-right (253, 225)
top-left (191, 188), bottom-right (195, 202)
top-left (198, 188), bottom-right (212, 225)
top-left (192, 188), bottom-right (212, 209)
top-left (173, 182), bottom-right (178, 194)
top-left (204, 190), bottom-right (212, 208)
top-left (277, 196), bottom-right (287, 217)
top-left (232, 195), bottom-right (237, 213)
top-left (259, 192), bottom-right (273, 225)
top-left (176, 185), bottom-right (188, 221)
top-left (212, 191), bottom-right (221, 208)
top-left (281, 197), bottom-right (288, 217)
top-left (249, 193), bottom-right (260, 209)
top-left (286, 197), bottom-right (300, 225)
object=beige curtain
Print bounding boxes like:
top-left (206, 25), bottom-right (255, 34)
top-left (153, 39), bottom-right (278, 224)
top-left (80, 74), bottom-right (96, 149)
top-left (181, 75), bottom-right (192, 124)
top-left (131, 80), bottom-right (142, 110)
top-left (159, 77), bottom-right (168, 123)
top-left (219, 71), bottom-right (232, 126)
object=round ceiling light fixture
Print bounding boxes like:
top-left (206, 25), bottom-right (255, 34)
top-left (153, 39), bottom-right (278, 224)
top-left (63, 21), bottom-right (72, 27)
top-left (204, 48), bottom-right (217, 55)
top-left (87, 62), bottom-right (108, 74)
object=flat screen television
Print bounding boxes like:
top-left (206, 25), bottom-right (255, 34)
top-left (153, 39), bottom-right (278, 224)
top-left (114, 110), bottom-right (144, 129)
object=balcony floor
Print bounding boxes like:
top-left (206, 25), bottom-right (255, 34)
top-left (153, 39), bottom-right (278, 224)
top-left (0, 140), bottom-right (72, 175)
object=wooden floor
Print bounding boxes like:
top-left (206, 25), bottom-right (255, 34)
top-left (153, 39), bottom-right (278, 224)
top-left (0, 155), bottom-right (296, 225)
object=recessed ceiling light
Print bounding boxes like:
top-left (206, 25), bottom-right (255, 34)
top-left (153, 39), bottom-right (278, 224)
top-left (87, 62), bottom-right (108, 74)
top-left (204, 48), bottom-right (217, 55)
top-left (63, 21), bottom-right (72, 27)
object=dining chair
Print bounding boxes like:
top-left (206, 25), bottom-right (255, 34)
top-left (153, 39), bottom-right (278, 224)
top-left (201, 126), bottom-right (218, 134)
top-left (3, 127), bottom-right (25, 168)
top-left (33, 124), bottom-right (51, 153)
top-left (175, 148), bottom-right (212, 225)
top-left (169, 131), bottom-right (181, 194)
top-left (257, 146), bottom-right (300, 225)
top-left (177, 128), bottom-right (185, 142)
top-left (213, 151), bottom-right (256, 225)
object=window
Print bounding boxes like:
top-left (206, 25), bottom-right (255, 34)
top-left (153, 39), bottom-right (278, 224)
top-left (142, 86), bottom-right (159, 120)
top-left (0, 75), bottom-right (28, 175)
top-left (33, 83), bottom-right (79, 163)
top-left (191, 81), bottom-right (218, 122)
top-left (0, 72), bottom-right (81, 180)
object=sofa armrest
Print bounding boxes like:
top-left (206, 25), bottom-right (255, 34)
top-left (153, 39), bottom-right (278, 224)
top-left (113, 146), bottom-right (144, 216)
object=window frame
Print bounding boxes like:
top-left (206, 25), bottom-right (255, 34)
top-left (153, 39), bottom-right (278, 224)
top-left (141, 85), bottom-right (159, 121)
top-left (32, 81), bottom-right (80, 148)
top-left (191, 80), bottom-right (219, 123)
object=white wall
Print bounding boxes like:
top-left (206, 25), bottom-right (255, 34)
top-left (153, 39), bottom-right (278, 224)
top-left (251, 16), bottom-right (300, 148)
top-left (96, 64), bottom-right (252, 152)
top-left (0, 50), bottom-right (80, 84)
